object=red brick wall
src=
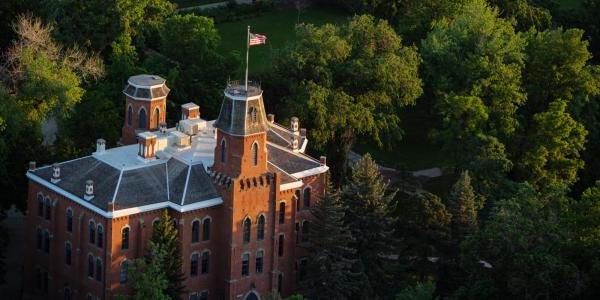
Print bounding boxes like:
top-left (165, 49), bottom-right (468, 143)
top-left (121, 97), bottom-right (166, 145)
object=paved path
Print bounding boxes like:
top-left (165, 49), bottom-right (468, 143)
top-left (0, 206), bottom-right (25, 299)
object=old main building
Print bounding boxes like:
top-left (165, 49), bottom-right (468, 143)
top-left (23, 75), bottom-right (328, 300)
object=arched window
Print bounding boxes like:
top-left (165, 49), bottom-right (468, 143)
top-left (201, 251), bottom-right (209, 274)
top-left (279, 202), bottom-right (286, 224)
top-left (120, 260), bottom-right (129, 284)
top-left (202, 218), bottom-right (211, 241)
top-left (153, 107), bottom-right (160, 129)
top-left (45, 197), bottom-right (52, 220)
top-left (121, 227), bottom-right (130, 250)
top-left (36, 228), bottom-right (42, 250)
top-left (278, 234), bottom-right (284, 257)
top-left (278, 273), bottom-right (283, 293)
top-left (299, 258), bottom-right (308, 280)
top-left (64, 286), bottom-right (72, 300)
top-left (65, 242), bottom-right (72, 265)
top-left (190, 253), bottom-right (199, 276)
top-left (243, 218), bottom-right (251, 244)
top-left (220, 139), bottom-right (227, 163)
top-left (256, 250), bottom-right (264, 273)
top-left (249, 107), bottom-right (258, 123)
top-left (302, 221), bottom-right (310, 243)
top-left (43, 230), bottom-right (50, 253)
top-left (66, 208), bottom-right (73, 232)
top-left (89, 221), bottom-right (96, 244)
top-left (191, 220), bottom-right (200, 243)
top-left (97, 224), bottom-right (104, 248)
top-left (241, 253), bottom-right (250, 276)
top-left (139, 108), bottom-right (146, 129)
top-left (303, 188), bottom-right (311, 208)
top-left (127, 105), bottom-right (132, 126)
top-left (295, 190), bottom-right (300, 212)
top-left (252, 142), bottom-right (258, 166)
top-left (295, 222), bottom-right (300, 243)
top-left (257, 215), bottom-right (265, 241)
top-left (95, 257), bottom-right (102, 281)
top-left (87, 254), bottom-right (94, 278)
top-left (37, 194), bottom-right (44, 217)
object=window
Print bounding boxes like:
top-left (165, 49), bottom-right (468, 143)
top-left (43, 230), bottom-right (50, 254)
top-left (97, 225), bottom-right (104, 248)
top-left (295, 222), bottom-right (300, 243)
top-left (64, 286), bottom-right (72, 300)
top-left (295, 191), bottom-right (300, 212)
top-left (299, 258), bottom-right (308, 281)
top-left (303, 188), bottom-right (311, 208)
top-left (220, 139), bottom-right (227, 163)
top-left (45, 197), bottom-right (52, 220)
top-left (256, 250), bottom-right (264, 273)
top-left (139, 108), bottom-right (146, 129)
top-left (199, 291), bottom-right (208, 300)
top-left (252, 142), bottom-right (258, 166)
top-left (127, 106), bottom-right (132, 126)
top-left (302, 221), bottom-right (309, 243)
top-left (65, 242), bottom-right (72, 266)
top-left (201, 251), bottom-right (209, 274)
top-left (37, 194), bottom-right (44, 217)
top-left (153, 107), bottom-right (160, 129)
top-left (243, 218), bottom-right (251, 244)
top-left (257, 215), bottom-right (265, 241)
top-left (202, 218), bottom-right (211, 241)
top-left (190, 253), bottom-right (199, 276)
top-left (120, 261), bottom-right (128, 284)
top-left (279, 202), bottom-right (286, 224)
top-left (121, 227), bottom-right (129, 250)
top-left (36, 268), bottom-right (41, 289)
top-left (36, 228), bottom-right (42, 250)
top-left (87, 255), bottom-right (94, 278)
top-left (66, 209), bottom-right (73, 232)
top-left (241, 253), bottom-right (250, 276)
top-left (278, 234), bottom-right (284, 257)
top-left (42, 270), bottom-right (48, 293)
top-left (249, 107), bottom-right (258, 123)
top-left (278, 273), bottom-right (283, 293)
top-left (95, 258), bottom-right (102, 281)
top-left (190, 293), bottom-right (198, 300)
top-left (89, 221), bottom-right (95, 244)
top-left (192, 220), bottom-right (200, 243)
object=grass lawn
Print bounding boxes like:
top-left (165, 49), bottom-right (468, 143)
top-left (173, 0), bottom-right (224, 9)
top-left (215, 6), bottom-right (350, 75)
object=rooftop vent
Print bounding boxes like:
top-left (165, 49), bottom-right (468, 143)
top-left (320, 156), bottom-right (327, 166)
top-left (96, 138), bottom-right (106, 154)
top-left (84, 180), bottom-right (94, 201)
top-left (181, 102), bottom-right (200, 120)
top-left (28, 161), bottom-right (36, 170)
top-left (267, 114), bottom-right (275, 123)
top-left (300, 128), bottom-right (307, 137)
top-left (51, 163), bottom-right (61, 184)
top-left (291, 117), bottom-right (299, 133)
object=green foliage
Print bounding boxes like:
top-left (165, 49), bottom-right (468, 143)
top-left (274, 15), bottom-right (422, 184)
top-left (151, 210), bottom-right (186, 300)
top-left (396, 281), bottom-right (438, 300)
top-left (300, 186), bottom-right (360, 300)
top-left (488, 0), bottom-right (553, 30)
top-left (446, 171), bottom-right (481, 240)
top-left (341, 154), bottom-right (398, 297)
top-left (117, 242), bottom-right (170, 300)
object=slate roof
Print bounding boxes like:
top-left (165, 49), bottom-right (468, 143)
top-left (268, 163), bottom-right (298, 184)
top-left (214, 92), bottom-right (269, 136)
top-left (266, 144), bottom-right (321, 175)
top-left (267, 122), bottom-right (307, 150)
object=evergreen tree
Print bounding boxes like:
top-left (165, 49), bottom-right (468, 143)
top-left (447, 171), bottom-right (481, 241)
top-left (341, 153), bottom-right (398, 298)
top-left (151, 210), bottom-right (186, 300)
top-left (300, 186), bottom-right (359, 300)
top-left (117, 242), bottom-right (170, 300)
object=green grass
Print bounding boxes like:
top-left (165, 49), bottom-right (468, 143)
top-left (173, 0), bottom-right (224, 9)
top-left (555, 0), bottom-right (584, 10)
top-left (215, 6), bottom-right (350, 75)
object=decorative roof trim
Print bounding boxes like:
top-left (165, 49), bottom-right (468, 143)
top-left (112, 170), bottom-right (124, 203)
top-left (180, 165), bottom-right (192, 206)
top-left (27, 171), bottom-right (223, 219)
top-left (223, 91), bottom-right (263, 101)
top-left (280, 181), bottom-right (304, 191)
top-left (290, 166), bottom-right (329, 179)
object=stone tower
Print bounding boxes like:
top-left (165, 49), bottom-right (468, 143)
top-left (121, 74), bottom-right (169, 145)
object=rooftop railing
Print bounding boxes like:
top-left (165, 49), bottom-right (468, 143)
top-left (225, 80), bottom-right (262, 97)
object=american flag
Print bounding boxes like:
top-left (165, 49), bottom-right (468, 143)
top-left (249, 32), bottom-right (267, 46)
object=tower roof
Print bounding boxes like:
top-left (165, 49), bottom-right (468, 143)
top-left (123, 74), bottom-right (170, 100)
top-left (214, 81), bottom-right (269, 136)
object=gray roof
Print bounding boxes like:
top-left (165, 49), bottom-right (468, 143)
top-left (123, 75), bottom-right (170, 100)
top-left (267, 123), bottom-right (307, 150)
top-left (129, 74), bottom-right (166, 87)
top-left (214, 94), bottom-right (269, 136)
top-left (114, 164), bottom-right (168, 209)
top-left (183, 164), bottom-right (220, 206)
top-left (267, 145), bottom-right (320, 174)
top-left (268, 164), bottom-right (297, 184)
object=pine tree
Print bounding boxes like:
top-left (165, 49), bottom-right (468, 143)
top-left (300, 186), bottom-right (360, 300)
top-left (446, 171), bottom-right (481, 241)
top-left (341, 153), bottom-right (398, 298)
top-left (116, 242), bottom-right (170, 300)
top-left (151, 209), bottom-right (186, 300)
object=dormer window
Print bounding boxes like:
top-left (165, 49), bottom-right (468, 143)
top-left (249, 107), bottom-right (258, 124)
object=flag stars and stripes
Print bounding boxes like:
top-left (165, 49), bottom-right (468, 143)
top-left (249, 32), bottom-right (267, 46)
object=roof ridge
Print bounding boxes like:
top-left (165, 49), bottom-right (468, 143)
top-left (180, 165), bottom-right (192, 206)
top-left (111, 170), bottom-right (124, 205)
top-left (267, 141), bottom-right (320, 164)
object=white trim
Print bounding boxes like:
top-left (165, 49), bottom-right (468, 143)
top-left (224, 90), bottom-right (263, 101)
top-left (180, 166), bottom-right (192, 206)
top-left (27, 172), bottom-right (223, 219)
top-left (165, 163), bottom-right (170, 201)
top-left (112, 170), bottom-right (123, 203)
top-left (300, 137), bottom-right (308, 153)
top-left (280, 180), bottom-right (303, 191)
top-left (291, 165), bottom-right (329, 178)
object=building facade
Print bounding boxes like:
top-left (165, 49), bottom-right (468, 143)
top-left (23, 75), bottom-right (328, 300)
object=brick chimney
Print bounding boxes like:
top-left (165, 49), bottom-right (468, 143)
top-left (51, 163), bottom-right (61, 184)
top-left (181, 103), bottom-right (200, 120)
top-left (290, 117), bottom-right (299, 133)
top-left (84, 180), bottom-right (94, 200)
top-left (291, 133), bottom-right (299, 151)
top-left (267, 114), bottom-right (275, 123)
top-left (137, 132), bottom-right (157, 160)
top-left (300, 128), bottom-right (307, 137)
top-left (320, 156), bottom-right (327, 165)
top-left (28, 161), bottom-right (36, 170)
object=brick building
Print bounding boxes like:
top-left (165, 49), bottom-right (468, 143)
top-left (23, 75), bottom-right (328, 300)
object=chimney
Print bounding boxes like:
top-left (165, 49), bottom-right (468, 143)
top-left (28, 161), bottom-right (36, 170)
top-left (320, 156), bottom-right (327, 166)
top-left (267, 114), bottom-right (275, 123)
top-left (51, 163), bottom-right (61, 183)
top-left (300, 128), bottom-right (307, 137)
top-left (84, 180), bottom-right (94, 200)
top-left (181, 103), bottom-right (200, 120)
top-left (159, 122), bottom-right (167, 134)
top-left (291, 133), bottom-right (299, 151)
top-left (96, 138), bottom-right (106, 154)
top-left (137, 132), bottom-right (158, 160)
top-left (290, 117), bottom-right (299, 133)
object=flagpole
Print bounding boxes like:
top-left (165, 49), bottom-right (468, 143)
top-left (245, 25), bottom-right (250, 92)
